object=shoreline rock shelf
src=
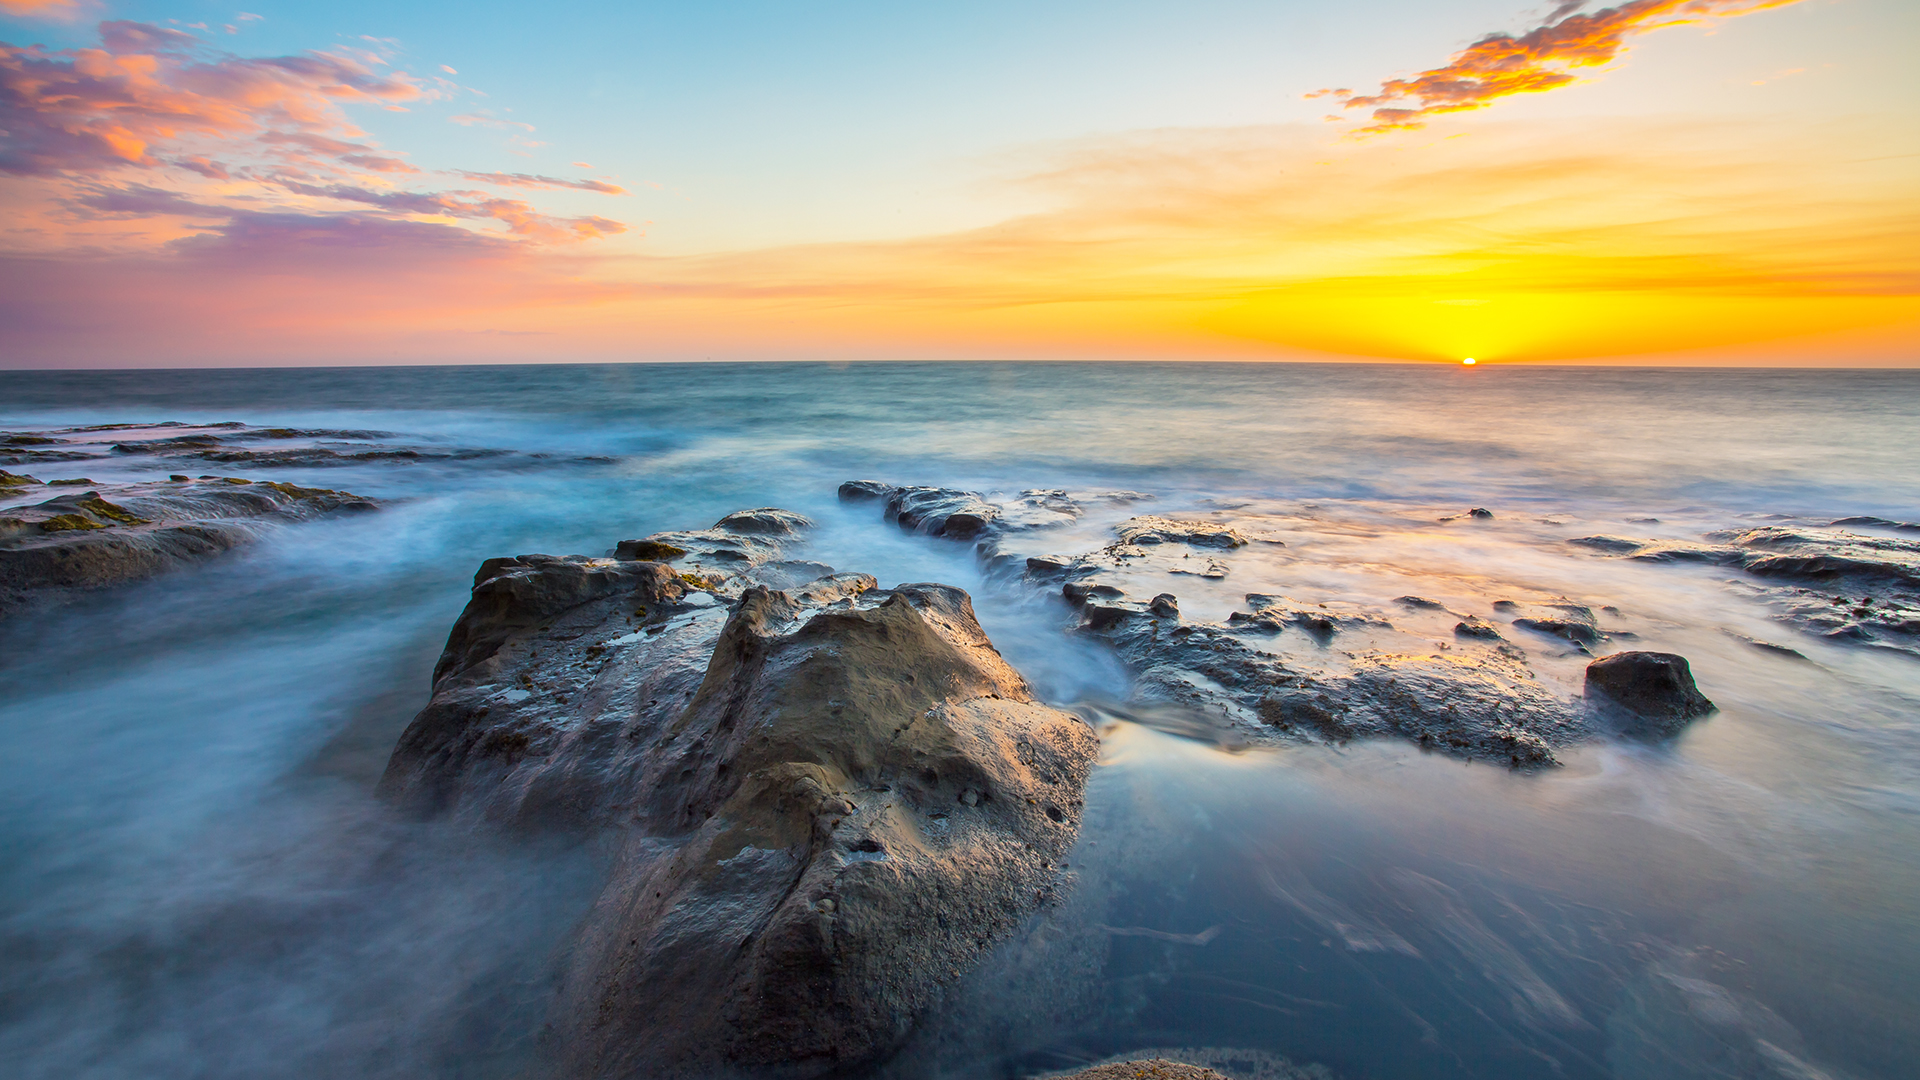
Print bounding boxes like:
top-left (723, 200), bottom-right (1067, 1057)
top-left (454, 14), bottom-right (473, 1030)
top-left (379, 508), bottom-right (1098, 1079)
top-left (0, 472), bottom-right (375, 617)
top-left (838, 478), bottom-right (1738, 768)
top-left (1566, 523), bottom-right (1920, 656)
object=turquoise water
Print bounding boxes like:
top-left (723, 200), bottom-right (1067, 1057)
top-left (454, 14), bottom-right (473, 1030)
top-left (1, 362), bottom-right (1916, 1079)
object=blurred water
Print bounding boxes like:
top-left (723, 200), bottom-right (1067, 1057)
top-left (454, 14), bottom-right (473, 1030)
top-left (1, 361), bottom-right (1916, 1079)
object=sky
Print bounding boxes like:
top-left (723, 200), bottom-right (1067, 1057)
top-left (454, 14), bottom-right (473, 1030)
top-left (0, 0), bottom-right (1914, 367)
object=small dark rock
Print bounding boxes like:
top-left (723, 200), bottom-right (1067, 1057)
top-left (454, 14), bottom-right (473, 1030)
top-left (1148, 593), bottom-right (1179, 619)
top-left (1454, 617), bottom-right (1504, 640)
top-left (1395, 595), bottom-right (1446, 609)
top-left (1584, 651), bottom-right (1715, 735)
top-left (838, 479), bottom-right (895, 502)
top-left (1468, 507), bottom-right (1494, 519)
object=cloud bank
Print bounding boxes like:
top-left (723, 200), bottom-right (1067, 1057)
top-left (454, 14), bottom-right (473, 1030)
top-left (0, 20), bottom-right (627, 248)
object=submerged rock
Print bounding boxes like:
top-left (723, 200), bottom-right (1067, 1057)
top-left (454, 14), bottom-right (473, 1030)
top-left (1584, 651), bottom-right (1715, 736)
top-left (380, 510), bottom-right (1097, 1079)
top-left (0, 476), bottom-right (375, 617)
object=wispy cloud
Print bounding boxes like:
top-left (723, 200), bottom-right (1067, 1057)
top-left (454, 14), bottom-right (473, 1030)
top-left (449, 113), bottom-right (534, 131)
top-left (1315, 0), bottom-right (1807, 134)
top-left (451, 170), bottom-right (628, 195)
top-left (0, 0), bottom-right (79, 19)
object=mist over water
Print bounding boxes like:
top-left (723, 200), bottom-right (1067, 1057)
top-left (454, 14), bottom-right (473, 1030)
top-left (2, 362), bottom-right (1916, 1079)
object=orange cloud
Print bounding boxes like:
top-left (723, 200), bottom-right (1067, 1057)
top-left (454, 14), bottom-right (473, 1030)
top-left (0, 21), bottom-right (422, 176)
top-left (1320, 0), bottom-right (1806, 133)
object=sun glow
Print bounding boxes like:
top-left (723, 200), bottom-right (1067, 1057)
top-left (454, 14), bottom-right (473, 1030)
top-left (1462, 357), bottom-right (1476, 365)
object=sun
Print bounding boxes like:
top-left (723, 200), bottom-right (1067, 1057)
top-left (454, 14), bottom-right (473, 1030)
top-left (1462, 357), bottom-right (1477, 365)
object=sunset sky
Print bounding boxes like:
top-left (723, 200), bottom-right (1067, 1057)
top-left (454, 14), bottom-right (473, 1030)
top-left (1, 0), bottom-right (1914, 366)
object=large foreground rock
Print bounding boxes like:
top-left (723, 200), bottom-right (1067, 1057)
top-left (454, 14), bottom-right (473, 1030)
top-left (380, 509), bottom-right (1098, 1079)
top-left (0, 473), bottom-right (374, 616)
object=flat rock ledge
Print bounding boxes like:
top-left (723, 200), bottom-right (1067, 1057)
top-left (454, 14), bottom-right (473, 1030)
top-left (840, 479), bottom-right (1735, 768)
top-left (0, 471), bottom-right (375, 617)
top-left (379, 508), bottom-right (1098, 1079)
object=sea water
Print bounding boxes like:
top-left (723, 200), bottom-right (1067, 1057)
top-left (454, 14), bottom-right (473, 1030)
top-left (0, 362), bottom-right (1915, 1079)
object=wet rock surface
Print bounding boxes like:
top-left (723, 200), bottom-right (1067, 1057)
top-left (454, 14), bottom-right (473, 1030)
top-left (842, 480), bottom-right (1152, 542)
top-left (1585, 652), bottom-right (1716, 737)
top-left (380, 508), bottom-right (1098, 1079)
top-left (0, 473), bottom-right (375, 616)
top-left (1568, 522), bottom-right (1920, 656)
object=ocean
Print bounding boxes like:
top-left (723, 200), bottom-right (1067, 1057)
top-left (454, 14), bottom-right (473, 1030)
top-left (1, 361), bottom-right (1916, 1079)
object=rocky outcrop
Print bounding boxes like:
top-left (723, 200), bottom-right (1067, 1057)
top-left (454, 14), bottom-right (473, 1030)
top-left (0, 474), bottom-right (374, 616)
top-left (838, 478), bottom-right (1738, 767)
top-left (1584, 652), bottom-right (1715, 736)
top-left (380, 509), bottom-right (1099, 1079)
top-left (840, 480), bottom-right (1151, 543)
top-left (1567, 522), bottom-right (1920, 655)
top-left (1, 420), bottom-right (614, 471)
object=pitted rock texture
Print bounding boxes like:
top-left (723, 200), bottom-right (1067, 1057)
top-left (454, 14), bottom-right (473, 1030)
top-left (0, 474), bottom-right (374, 616)
top-left (380, 510), bottom-right (1097, 1079)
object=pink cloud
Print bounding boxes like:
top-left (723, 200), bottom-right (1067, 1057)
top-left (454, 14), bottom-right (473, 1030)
top-left (1319, 0), bottom-right (1806, 134)
top-left (0, 20), bottom-right (628, 247)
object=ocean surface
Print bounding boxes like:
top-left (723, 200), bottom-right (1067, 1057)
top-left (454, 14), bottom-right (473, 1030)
top-left (1, 361), bottom-right (1916, 1080)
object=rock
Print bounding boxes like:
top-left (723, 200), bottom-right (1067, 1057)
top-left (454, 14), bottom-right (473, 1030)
top-left (843, 480), bottom-right (1151, 545)
top-left (1395, 595), bottom-right (1446, 609)
top-left (1116, 515), bottom-right (1246, 549)
top-left (615, 509), bottom-right (816, 589)
top-left (885, 486), bottom-right (1001, 538)
top-left (1572, 523), bottom-right (1920, 654)
top-left (1468, 507), bottom-right (1494, 519)
top-left (0, 477), bottom-right (376, 617)
top-left (380, 513), bottom-right (1098, 1079)
top-left (1454, 617), bottom-right (1504, 640)
top-left (838, 479), bottom-right (894, 502)
top-left (1569, 535), bottom-right (1645, 554)
top-left (1831, 515), bottom-right (1920, 534)
top-left (1049, 1061), bottom-right (1225, 1080)
top-left (0, 469), bottom-right (43, 489)
top-left (1511, 604), bottom-right (1602, 646)
top-left (1148, 593), bottom-right (1180, 619)
top-left (1584, 651), bottom-right (1715, 735)
top-left (2, 420), bottom-right (611, 472)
